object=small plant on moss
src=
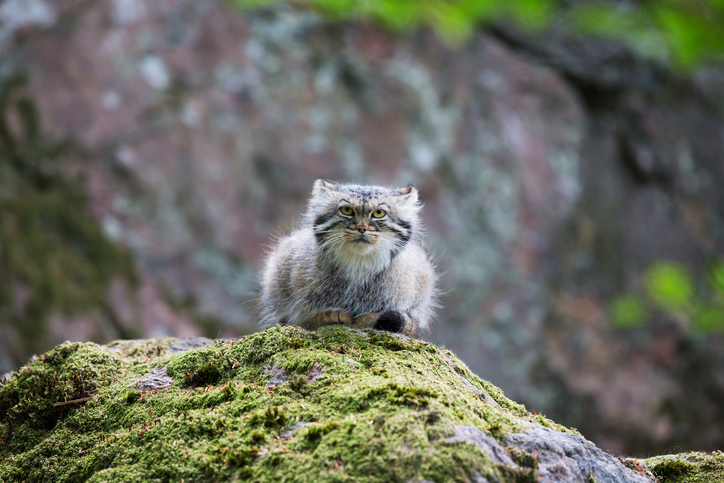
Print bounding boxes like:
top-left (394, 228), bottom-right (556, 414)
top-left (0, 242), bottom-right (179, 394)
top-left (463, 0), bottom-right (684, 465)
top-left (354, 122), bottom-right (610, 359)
top-left (222, 382), bottom-right (237, 398)
top-left (250, 429), bottom-right (266, 443)
top-left (123, 390), bottom-right (141, 404)
top-left (262, 406), bottom-right (286, 428)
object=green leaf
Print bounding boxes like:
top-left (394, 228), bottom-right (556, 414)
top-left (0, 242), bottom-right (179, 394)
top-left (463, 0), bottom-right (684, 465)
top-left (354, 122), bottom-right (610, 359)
top-left (232, 0), bottom-right (279, 9)
top-left (693, 306), bottom-right (724, 333)
top-left (610, 295), bottom-right (648, 328)
top-left (311, 0), bottom-right (359, 19)
top-left (708, 260), bottom-right (724, 299)
top-left (655, 7), bottom-right (707, 67)
top-left (233, 0), bottom-right (724, 69)
top-left (426, 2), bottom-right (477, 45)
top-left (569, 4), bottom-right (642, 36)
top-left (370, 0), bottom-right (422, 33)
top-left (508, 0), bottom-right (555, 30)
top-left (644, 262), bottom-right (694, 311)
top-left (568, 4), bottom-right (669, 61)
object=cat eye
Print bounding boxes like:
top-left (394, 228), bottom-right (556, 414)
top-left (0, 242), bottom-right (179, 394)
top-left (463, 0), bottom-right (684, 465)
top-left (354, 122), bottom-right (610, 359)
top-left (372, 209), bottom-right (386, 218)
top-left (339, 206), bottom-right (354, 216)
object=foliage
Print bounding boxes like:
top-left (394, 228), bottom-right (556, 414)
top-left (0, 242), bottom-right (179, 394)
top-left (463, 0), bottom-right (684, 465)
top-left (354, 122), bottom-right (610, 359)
top-left (609, 260), bottom-right (724, 333)
top-left (644, 262), bottom-right (694, 311)
top-left (609, 295), bottom-right (648, 329)
top-left (233, 0), bottom-right (724, 69)
top-left (569, 0), bottom-right (724, 68)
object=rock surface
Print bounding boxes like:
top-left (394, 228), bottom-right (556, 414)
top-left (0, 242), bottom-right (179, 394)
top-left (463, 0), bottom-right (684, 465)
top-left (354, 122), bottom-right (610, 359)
top-left (0, 325), bottom-right (675, 482)
top-left (505, 423), bottom-right (650, 483)
top-left (1, 0), bottom-right (723, 456)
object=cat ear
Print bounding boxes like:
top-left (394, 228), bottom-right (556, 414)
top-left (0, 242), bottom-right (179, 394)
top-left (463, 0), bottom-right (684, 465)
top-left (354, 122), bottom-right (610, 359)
top-left (396, 185), bottom-right (419, 204)
top-left (312, 179), bottom-right (338, 197)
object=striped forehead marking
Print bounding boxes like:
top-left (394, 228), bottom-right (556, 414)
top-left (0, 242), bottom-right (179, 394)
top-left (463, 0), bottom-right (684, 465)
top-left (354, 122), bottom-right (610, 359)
top-left (332, 187), bottom-right (397, 210)
top-left (340, 186), bottom-right (393, 197)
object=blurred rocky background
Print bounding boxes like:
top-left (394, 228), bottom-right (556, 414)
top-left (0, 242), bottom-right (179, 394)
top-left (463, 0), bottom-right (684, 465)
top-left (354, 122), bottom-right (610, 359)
top-left (1, 0), bottom-right (723, 457)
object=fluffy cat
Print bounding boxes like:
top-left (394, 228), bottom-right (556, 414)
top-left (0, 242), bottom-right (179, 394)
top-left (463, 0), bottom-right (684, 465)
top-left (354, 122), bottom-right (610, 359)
top-left (260, 180), bottom-right (437, 336)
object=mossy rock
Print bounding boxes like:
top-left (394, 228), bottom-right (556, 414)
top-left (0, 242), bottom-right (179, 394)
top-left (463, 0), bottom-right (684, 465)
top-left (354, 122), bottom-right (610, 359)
top-left (0, 326), bottom-right (713, 482)
top-left (634, 452), bottom-right (724, 483)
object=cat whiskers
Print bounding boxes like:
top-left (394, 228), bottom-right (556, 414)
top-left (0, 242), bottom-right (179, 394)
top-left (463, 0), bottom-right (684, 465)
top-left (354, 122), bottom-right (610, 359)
top-left (319, 231), bottom-right (347, 252)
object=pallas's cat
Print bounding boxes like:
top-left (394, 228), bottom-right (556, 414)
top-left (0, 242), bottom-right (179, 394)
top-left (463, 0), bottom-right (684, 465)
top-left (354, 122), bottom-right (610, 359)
top-left (260, 180), bottom-right (437, 336)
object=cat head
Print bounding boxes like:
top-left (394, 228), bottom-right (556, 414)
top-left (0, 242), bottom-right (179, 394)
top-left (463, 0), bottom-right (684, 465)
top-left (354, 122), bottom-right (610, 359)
top-left (306, 180), bottom-right (422, 278)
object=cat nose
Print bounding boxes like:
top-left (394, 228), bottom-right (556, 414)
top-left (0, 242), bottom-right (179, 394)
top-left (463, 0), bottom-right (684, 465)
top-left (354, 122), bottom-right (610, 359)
top-left (356, 224), bottom-right (368, 234)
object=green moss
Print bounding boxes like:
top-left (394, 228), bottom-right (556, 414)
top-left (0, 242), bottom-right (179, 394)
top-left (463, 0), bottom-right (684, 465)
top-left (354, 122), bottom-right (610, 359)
top-left (4, 325), bottom-right (717, 482)
top-left (507, 446), bottom-right (538, 469)
top-left (0, 342), bottom-right (123, 454)
top-left (639, 451), bottom-right (724, 483)
top-left (653, 459), bottom-right (696, 479)
top-left (0, 325), bottom-right (551, 482)
top-left (0, 74), bottom-right (138, 367)
top-left (106, 338), bottom-right (179, 361)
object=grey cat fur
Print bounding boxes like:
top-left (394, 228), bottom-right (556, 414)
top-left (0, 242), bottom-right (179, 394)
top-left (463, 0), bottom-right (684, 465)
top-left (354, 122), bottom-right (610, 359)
top-left (260, 180), bottom-right (437, 336)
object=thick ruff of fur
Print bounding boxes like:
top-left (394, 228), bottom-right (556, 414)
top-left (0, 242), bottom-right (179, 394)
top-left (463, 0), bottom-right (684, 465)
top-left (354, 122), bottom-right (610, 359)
top-left (260, 180), bottom-right (437, 336)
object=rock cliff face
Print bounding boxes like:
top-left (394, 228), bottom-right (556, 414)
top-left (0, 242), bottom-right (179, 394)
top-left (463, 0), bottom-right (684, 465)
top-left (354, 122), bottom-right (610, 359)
top-left (1, 0), bottom-right (724, 455)
top-left (5, 326), bottom-right (719, 483)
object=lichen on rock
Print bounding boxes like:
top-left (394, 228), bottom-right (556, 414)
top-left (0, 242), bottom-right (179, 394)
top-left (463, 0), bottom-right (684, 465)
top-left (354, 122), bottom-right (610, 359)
top-left (0, 73), bottom-right (139, 372)
top-left (0, 325), bottom-right (702, 482)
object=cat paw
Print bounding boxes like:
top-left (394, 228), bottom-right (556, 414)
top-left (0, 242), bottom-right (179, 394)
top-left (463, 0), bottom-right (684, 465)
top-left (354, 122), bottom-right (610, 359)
top-left (306, 310), bottom-right (352, 329)
top-left (353, 313), bottom-right (381, 328)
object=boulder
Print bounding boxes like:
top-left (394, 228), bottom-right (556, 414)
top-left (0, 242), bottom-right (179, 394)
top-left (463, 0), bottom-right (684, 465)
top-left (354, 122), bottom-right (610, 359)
top-left (3, 325), bottom-right (718, 482)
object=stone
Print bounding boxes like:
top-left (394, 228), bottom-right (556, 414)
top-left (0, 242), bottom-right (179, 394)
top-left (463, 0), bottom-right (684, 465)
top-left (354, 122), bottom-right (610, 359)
top-left (504, 422), bottom-right (652, 483)
top-left (135, 365), bottom-right (173, 391)
top-left (3, 326), bottom-right (703, 482)
top-left (1, 0), bottom-right (723, 458)
top-left (445, 425), bottom-right (516, 466)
